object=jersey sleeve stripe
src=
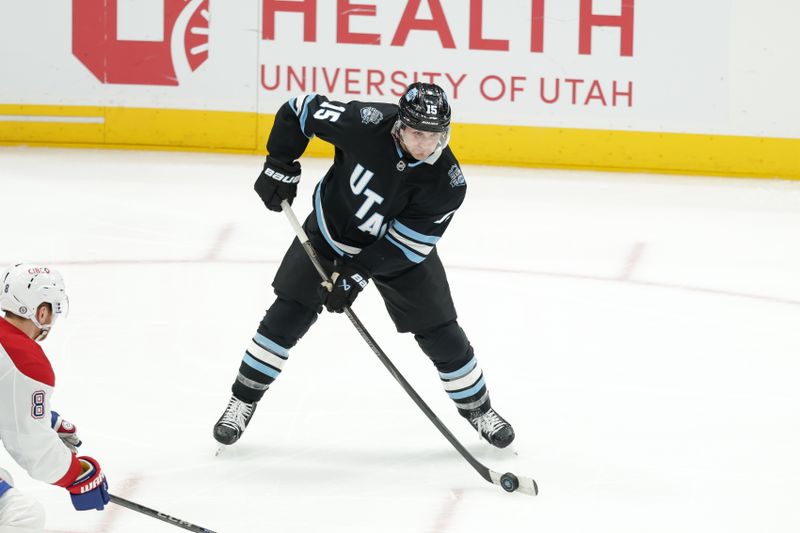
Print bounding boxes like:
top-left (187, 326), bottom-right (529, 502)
top-left (391, 220), bottom-right (441, 244)
top-left (289, 97), bottom-right (300, 115)
top-left (387, 227), bottom-right (434, 256)
top-left (385, 234), bottom-right (426, 263)
top-left (296, 93), bottom-right (317, 139)
top-left (290, 94), bottom-right (310, 116)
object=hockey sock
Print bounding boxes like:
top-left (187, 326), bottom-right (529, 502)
top-left (232, 332), bottom-right (289, 403)
top-left (231, 296), bottom-right (319, 403)
top-left (413, 321), bottom-right (491, 415)
top-left (438, 355), bottom-right (491, 416)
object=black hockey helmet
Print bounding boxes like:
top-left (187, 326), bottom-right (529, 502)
top-left (398, 82), bottom-right (451, 133)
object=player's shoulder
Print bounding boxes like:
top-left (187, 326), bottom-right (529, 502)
top-left (438, 146), bottom-right (462, 169)
top-left (433, 147), bottom-right (467, 192)
top-left (0, 318), bottom-right (54, 387)
top-left (347, 100), bottom-right (398, 129)
top-left (301, 94), bottom-right (398, 132)
top-left (407, 147), bottom-right (466, 214)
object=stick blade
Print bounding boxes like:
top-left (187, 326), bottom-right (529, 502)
top-left (489, 470), bottom-right (539, 496)
top-left (515, 474), bottom-right (538, 496)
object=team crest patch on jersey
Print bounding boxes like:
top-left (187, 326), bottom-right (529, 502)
top-left (360, 106), bottom-right (383, 125)
top-left (448, 165), bottom-right (465, 187)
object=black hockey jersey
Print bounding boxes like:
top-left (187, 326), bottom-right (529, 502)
top-left (266, 94), bottom-right (467, 277)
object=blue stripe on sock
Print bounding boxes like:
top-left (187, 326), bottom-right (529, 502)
top-left (243, 353), bottom-right (280, 379)
top-left (254, 332), bottom-right (289, 358)
top-left (448, 377), bottom-right (486, 400)
top-left (439, 357), bottom-right (477, 380)
top-left (0, 480), bottom-right (12, 498)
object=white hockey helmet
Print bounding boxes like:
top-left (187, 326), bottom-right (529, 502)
top-left (1, 263), bottom-right (69, 338)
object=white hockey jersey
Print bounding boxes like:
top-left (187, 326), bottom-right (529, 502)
top-left (0, 317), bottom-right (81, 487)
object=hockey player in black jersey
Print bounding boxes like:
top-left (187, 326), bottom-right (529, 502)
top-left (213, 83), bottom-right (515, 449)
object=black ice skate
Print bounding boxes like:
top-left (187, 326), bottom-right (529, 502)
top-left (213, 395), bottom-right (257, 445)
top-left (463, 407), bottom-right (515, 448)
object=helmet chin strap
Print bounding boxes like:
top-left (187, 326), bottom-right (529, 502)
top-left (31, 314), bottom-right (53, 342)
top-left (34, 326), bottom-right (50, 342)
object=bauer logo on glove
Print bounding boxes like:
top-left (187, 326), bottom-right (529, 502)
top-left (350, 273), bottom-right (367, 289)
top-left (324, 264), bottom-right (370, 313)
top-left (263, 166), bottom-right (300, 184)
top-left (254, 156), bottom-right (302, 211)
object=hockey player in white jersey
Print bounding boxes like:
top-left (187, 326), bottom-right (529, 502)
top-left (0, 264), bottom-right (109, 532)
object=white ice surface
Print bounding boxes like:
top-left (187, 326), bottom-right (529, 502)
top-left (1, 146), bottom-right (799, 532)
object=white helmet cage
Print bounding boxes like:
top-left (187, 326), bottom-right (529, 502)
top-left (0, 263), bottom-right (69, 335)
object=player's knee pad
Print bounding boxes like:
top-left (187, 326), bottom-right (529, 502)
top-left (413, 320), bottom-right (473, 373)
top-left (258, 295), bottom-right (319, 349)
top-left (0, 489), bottom-right (46, 530)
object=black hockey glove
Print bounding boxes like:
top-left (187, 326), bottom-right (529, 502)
top-left (324, 262), bottom-right (370, 313)
top-left (254, 156), bottom-right (301, 212)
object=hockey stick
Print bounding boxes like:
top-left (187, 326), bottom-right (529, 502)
top-left (280, 200), bottom-right (538, 496)
top-left (110, 494), bottom-right (218, 532)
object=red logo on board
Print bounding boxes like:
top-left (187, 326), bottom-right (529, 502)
top-left (72, 0), bottom-right (210, 86)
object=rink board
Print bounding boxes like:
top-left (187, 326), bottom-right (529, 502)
top-left (1, 1), bottom-right (799, 178)
top-left (1, 104), bottom-right (798, 179)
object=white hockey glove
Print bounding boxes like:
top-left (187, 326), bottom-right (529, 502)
top-left (51, 411), bottom-right (82, 452)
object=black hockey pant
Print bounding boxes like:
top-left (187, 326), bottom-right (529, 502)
top-left (231, 237), bottom-right (492, 416)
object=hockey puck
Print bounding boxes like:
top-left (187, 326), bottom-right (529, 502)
top-left (500, 472), bottom-right (519, 492)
